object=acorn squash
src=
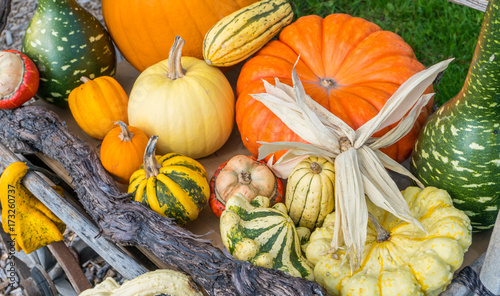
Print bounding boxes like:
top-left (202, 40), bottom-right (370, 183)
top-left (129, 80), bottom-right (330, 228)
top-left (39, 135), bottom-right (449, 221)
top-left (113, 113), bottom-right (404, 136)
top-left (128, 136), bottom-right (210, 226)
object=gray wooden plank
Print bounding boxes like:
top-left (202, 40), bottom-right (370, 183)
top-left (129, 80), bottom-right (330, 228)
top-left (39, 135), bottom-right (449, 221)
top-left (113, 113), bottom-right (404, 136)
top-left (0, 142), bottom-right (147, 280)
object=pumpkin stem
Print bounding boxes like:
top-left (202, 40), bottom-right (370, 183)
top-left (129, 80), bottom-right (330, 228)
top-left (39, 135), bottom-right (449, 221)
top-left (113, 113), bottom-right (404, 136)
top-left (144, 135), bottom-right (161, 178)
top-left (167, 36), bottom-right (186, 80)
top-left (310, 162), bottom-right (322, 174)
top-left (116, 121), bottom-right (133, 142)
top-left (320, 78), bottom-right (336, 88)
top-left (368, 212), bottom-right (391, 243)
top-left (339, 136), bottom-right (352, 153)
top-left (80, 76), bottom-right (91, 83)
top-left (239, 171), bottom-right (252, 185)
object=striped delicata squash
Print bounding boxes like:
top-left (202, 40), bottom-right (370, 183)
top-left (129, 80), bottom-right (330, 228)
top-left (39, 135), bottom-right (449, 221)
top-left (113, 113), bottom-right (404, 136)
top-left (203, 0), bottom-right (293, 67)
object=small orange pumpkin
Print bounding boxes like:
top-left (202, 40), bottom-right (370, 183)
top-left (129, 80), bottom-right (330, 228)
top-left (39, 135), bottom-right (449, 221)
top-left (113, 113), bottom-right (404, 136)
top-left (100, 121), bottom-right (149, 184)
top-left (69, 76), bottom-right (128, 139)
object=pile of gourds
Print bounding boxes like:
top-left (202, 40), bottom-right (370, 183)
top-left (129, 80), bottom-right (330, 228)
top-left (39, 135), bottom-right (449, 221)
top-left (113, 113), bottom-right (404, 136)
top-left (0, 0), bottom-right (498, 295)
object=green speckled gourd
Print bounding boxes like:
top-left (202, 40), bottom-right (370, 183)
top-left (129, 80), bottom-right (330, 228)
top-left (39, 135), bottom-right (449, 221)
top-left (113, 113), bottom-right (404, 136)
top-left (411, 0), bottom-right (500, 230)
top-left (22, 0), bottom-right (116, 107)
top-left (220, 194), bottom-right (314, 280)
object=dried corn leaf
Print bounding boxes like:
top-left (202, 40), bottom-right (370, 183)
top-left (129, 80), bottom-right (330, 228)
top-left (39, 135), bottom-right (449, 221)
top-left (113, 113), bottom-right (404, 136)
top-left (252, 58), bottom-right (453, 271)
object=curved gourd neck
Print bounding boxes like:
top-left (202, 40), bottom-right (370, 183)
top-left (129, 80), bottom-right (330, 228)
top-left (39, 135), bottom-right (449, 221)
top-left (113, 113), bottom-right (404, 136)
top-left (458, 0), bottom-right (500, 105)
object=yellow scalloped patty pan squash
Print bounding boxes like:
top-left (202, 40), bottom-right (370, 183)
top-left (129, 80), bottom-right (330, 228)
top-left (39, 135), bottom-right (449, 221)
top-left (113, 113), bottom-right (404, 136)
top-left (79, 269), bottom-right (203, 296)
top-left (305, 186), bottom-right (472, 296)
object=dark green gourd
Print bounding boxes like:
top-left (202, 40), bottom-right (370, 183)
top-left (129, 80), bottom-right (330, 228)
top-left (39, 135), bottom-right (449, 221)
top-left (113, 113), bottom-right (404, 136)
top-left (411, 0), bottom-right (499, 230)
top-left (22, 0), bottom-right (116, 107)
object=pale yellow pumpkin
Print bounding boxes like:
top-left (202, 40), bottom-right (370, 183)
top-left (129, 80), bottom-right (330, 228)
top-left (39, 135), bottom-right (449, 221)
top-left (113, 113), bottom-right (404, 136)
top-left (128, 36), bottom-right (234, 159)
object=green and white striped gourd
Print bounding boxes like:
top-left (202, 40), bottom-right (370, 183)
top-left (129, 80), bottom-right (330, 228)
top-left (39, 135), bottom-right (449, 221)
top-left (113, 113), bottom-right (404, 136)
top-left (202, 0), bottom-right (293, 67)
top-left (220, 194), bottom-right (314, 280)
top-left (286, 156), bottom-right (335, 230)
top-left (22, 0), bottom-right (116, 107)
top-left (411, 0), bottom-right (500, 230)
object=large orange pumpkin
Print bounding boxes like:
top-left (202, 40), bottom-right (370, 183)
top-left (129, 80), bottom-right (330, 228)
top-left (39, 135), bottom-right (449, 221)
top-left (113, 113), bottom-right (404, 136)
top-left (102, 0), bottom-right (258, 72)
top-left (236, 14), bottom-right (433, 163)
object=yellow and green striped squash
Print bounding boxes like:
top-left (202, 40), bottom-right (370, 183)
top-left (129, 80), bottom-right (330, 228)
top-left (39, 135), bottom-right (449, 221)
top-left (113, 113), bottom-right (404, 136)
top-left (202, 0), bottom-right (293, 67)
top-left (286, 156), bottom-right (335, 230)
top-left (128, 136), bottom-right (209, 226)
top-left (220, 194), bottom-right (314, 280)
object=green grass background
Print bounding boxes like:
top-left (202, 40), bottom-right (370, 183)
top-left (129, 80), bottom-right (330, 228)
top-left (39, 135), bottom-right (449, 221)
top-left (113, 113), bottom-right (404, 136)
top-left (289, 0), bottom-right (485, 106)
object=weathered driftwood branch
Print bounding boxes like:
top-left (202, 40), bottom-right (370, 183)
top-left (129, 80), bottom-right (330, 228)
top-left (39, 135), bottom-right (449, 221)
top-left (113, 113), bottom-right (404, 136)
top-left (0, 0), bottom-right (11, 33)
top-left (0, 105), bottom-right (326, 296)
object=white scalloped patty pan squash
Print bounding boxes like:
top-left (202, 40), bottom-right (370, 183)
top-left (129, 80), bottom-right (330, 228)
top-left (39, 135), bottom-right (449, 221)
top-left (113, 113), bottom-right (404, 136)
top-left (305, 186), bottom-right (472, 296)
top-left (220, 194), bottom-right (314, 280)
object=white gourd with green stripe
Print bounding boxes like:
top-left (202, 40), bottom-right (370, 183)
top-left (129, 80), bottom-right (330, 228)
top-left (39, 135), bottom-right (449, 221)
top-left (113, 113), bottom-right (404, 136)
top-left (220, 194), bottom-right (314, 280)
top-left (411, 0), bottom-right (500, 230)
top-left (22, 0), bottom-right (116, 107)
top-left (203, 0), bottom-right (293, 67)
top-left (286, 156), bottom-right (335, 230)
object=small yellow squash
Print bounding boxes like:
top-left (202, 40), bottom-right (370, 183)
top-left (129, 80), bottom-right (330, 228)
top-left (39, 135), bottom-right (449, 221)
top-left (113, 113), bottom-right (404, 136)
top-left (0, 162), bottom-right (66, 254)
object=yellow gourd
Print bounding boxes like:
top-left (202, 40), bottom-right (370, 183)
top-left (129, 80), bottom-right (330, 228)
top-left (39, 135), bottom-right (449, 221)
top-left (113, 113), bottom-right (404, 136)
top-left (286, 156), bottom-right (335, 230)
top-left (79, 269), bottom-right (203, 296)
top-left (0, 162), bottom-right (66, 254)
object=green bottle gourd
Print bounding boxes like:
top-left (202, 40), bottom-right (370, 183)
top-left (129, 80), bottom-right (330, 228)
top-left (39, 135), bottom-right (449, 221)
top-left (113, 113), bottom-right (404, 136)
top-left (411, 0), bottom-right (499, 230)
top-left (22, 0), bottom-right (116, 107)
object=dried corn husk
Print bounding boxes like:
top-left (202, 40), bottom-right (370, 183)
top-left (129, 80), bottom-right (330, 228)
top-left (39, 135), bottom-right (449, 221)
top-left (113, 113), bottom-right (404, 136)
top-left (252, 58), bottom-right (453, 271)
